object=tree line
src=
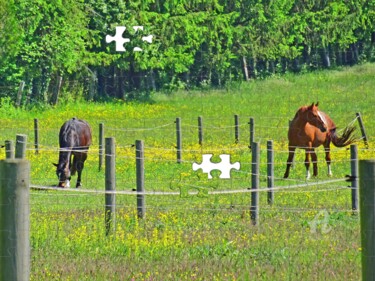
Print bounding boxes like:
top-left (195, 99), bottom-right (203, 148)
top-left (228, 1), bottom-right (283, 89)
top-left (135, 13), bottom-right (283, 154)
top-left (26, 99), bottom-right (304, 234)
top-left (1, 0), bottom-right (375, 103)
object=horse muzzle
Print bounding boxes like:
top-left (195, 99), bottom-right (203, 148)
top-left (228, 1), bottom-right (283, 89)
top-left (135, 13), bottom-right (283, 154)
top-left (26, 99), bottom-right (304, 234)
top-left (58, 179), bottom-right (71, 188)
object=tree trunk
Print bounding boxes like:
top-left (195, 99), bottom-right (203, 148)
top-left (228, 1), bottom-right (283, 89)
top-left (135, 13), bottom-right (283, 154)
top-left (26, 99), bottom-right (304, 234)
top-left (302, 45), bottom-right (311, 68)
top-left (292, 58), bottom-right (300, 72)
top-left (250, 56), bottom-right (257, 78)
top-left (350, 43), bottom-right (359, 64)
top-left (242, 56), bottom-right (249, 81)
top-left (321, 47), bottom-right (331, 68)
top-left (268, 60), bottom-right (275, 74)
top-left (119, 69), bottom-right (125, 99)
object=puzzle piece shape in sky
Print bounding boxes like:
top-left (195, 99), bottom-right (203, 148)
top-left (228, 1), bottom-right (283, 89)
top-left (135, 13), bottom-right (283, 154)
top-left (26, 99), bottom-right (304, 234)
top-left (192, 154), bottom-right (240, 179)
top-left (106, 26), bottom-right (153, 52)
top-left (106, 26), bottom-right (130, 52)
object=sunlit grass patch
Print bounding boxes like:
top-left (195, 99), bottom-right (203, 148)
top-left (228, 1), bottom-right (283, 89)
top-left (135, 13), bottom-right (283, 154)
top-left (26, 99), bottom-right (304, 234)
top-left (1, 64), bottom-right (374, 280)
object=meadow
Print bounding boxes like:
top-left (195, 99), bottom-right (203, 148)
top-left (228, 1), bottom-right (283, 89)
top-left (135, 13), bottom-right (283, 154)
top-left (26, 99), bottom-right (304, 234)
top-left (1, 64), bottom-right (375, 280)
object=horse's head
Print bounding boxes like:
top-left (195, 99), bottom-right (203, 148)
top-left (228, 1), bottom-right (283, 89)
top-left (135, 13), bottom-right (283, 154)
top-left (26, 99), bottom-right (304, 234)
top-left (53, 162), bottom-right (71, 188)
top-left (305, 102), bottom-right (327, 133)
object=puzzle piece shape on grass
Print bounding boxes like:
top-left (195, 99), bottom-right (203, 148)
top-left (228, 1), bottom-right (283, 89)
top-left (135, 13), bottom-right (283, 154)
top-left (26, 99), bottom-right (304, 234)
top-left (106, 26), bottom-right (153, 52)
top-left (192, 154), bottom-right (240, 179)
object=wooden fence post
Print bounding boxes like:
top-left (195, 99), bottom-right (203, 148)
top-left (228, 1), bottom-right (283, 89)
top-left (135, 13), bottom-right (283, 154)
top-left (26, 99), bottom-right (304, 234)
top-left (0, 159), bottom-right (30, 281)
top-left (267, 140), bottom-right (274, 205)
top-left (105, 137), bottom-right (116, 236)
top-left (176, 117), bottom-right (182, 163)
top-left (34, 118), bottom-right (39, 154)
top-left (251, 142), bottom-right (260, 225)
top-left (15, 134), bottom-right (27, 159)
top-left (234, 114), bottom-right (239, 143)
top-left (350, 144), bottom-right (359, 211)
top-left (359, 159), bottom-right (375, 280)
top-left (15, 81), bottom-right (25, 108)
top-left (249, 117), bottom-right (255, 149)
top-left (5, 140), bottom-right (14, 159)
top-left (99, 123), bottom-right (104, 171)
top-left (198, 116), bottom-right (203, 145)
top-left (356, 112), bottom-right (369, 148)
top-left (136, 140), bottom-right (146, 219)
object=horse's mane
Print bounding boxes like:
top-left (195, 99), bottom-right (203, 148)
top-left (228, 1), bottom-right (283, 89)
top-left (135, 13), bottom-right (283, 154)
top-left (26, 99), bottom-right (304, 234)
top-left (60, 118), bottom-right (80, 146)
top-left (293, 106), bottom-right (308, 119)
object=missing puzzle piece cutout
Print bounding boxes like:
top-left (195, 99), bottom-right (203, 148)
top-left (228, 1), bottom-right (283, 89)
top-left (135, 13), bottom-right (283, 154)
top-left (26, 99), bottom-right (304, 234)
top-left (106, 26), bottom-right (153, 52)
top-left (192, 154), bottom-right (240, 179)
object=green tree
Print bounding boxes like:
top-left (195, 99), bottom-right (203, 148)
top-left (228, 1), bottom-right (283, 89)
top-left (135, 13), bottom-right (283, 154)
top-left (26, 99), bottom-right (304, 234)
top-left (12, 0), bottom-right (90, 102)
top-left (0, 0), bottom-right (23, 85)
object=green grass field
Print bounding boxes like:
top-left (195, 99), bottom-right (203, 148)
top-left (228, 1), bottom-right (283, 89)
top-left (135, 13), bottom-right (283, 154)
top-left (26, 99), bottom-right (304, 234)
top-left (1, 64), bottom-right (375, 280)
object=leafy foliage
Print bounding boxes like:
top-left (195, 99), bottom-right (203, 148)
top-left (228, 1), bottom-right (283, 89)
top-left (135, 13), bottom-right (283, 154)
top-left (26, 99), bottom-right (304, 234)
top-left (1, 0), bottom-right (375, 101)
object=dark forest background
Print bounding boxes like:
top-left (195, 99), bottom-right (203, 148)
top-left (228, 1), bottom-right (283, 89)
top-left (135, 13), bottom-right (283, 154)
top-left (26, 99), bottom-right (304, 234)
top-left (1, 0), bottom-right (374, 103)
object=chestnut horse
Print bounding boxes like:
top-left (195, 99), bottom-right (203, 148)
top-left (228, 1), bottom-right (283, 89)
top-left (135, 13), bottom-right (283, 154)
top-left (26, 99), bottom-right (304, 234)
top-left (53, 118), bottom-right (92, 188)
top-left (284, 102), bottom-right (356, 179)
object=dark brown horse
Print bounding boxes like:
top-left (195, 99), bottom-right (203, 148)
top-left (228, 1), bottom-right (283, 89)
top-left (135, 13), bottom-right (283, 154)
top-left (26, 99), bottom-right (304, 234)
top-left (53, 118), bottom-right (92, 188)
top-left (284, 102), bottom-right (356, 179)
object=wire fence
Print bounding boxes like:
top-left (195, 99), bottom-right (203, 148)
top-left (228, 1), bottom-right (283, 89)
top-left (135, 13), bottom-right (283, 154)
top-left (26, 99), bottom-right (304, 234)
top-left (1, 113), bottom-right (372, 190)
top-left (0, 113), bottom-right (371, 280)
top-left (1, 56), bottom-right (374, 280)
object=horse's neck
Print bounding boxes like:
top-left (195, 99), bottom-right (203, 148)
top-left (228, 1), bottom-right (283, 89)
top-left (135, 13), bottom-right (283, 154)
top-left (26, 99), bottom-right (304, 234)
top-left (293, 112), bottom-right (308, 126)
top-left (58, 150), bottom-right (71, 168)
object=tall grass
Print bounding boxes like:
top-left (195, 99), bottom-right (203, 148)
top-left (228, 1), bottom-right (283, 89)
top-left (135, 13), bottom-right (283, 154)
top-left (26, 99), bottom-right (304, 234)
top-left (1, 64), bottom-right (375, 280)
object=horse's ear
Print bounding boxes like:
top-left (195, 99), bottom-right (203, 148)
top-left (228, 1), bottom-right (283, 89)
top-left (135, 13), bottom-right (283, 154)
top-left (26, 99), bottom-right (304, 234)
top-left (308, 102), bottom-right (314, 110)
top-left (53, 163), bottom-right (58, 167)
top-left (315, 101), bottom-right (319, 107)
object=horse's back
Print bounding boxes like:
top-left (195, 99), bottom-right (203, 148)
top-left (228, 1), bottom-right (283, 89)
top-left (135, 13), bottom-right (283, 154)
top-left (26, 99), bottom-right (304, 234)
top-left (318, 110), bottom-right (336, 131)
top-left (60, 118), bottom-right (92, 148)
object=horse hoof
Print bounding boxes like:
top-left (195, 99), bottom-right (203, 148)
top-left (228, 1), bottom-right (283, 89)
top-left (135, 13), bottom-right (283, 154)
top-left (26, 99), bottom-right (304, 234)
top-left (76, 183), bottom-right (82, 188)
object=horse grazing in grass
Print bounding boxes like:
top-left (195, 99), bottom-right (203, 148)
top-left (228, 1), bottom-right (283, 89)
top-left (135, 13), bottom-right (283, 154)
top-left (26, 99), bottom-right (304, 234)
top-left (284, 102), bottom-right (356, 179)
top-left (54, 118), bottom-right (92, 188)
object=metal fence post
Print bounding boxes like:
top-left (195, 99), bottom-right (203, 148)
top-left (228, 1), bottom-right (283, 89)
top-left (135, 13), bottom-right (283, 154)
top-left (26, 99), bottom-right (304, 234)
top-left (267, 140), bottom-right (274, 205)
top-left (105, 137), bottom-right (116, 236)
top-left (356, 112), bottom-right (369, 148)
top-left (234, 114), bottom-right (239, 143)
top-left (34, 118), bottom-right (39, 154)
top-left (249, 117), bottom-right (254, 149)
top-left (350, 144), bottom-right (359, 211)
top-left (136, 140), bottom-right (146, 219)
top-left (198, 116), bottom-right (203, 145)
top-left (99, 123), bottom-right (104, 171)
top-left (176, 117), bottom-right (182, 163)
top-left (251, 142), bottom-right (260, 225)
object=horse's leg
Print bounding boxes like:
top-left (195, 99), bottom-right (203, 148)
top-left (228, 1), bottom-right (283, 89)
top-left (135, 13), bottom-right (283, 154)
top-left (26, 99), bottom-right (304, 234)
top-left (76, 153), bottom-right (87, 188)
top-left (284, 146), bottom-right (296, 179)
top-left (65, 153), bottom-right (72, 188)
top-left (304, 148), bottom-right (312, 179)
top-left (311, 149), bottom-right (318, 177)
top-left (324, 143), bottom-right (332, 177)
top-left (70, 152), bottom-right (77, 175)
